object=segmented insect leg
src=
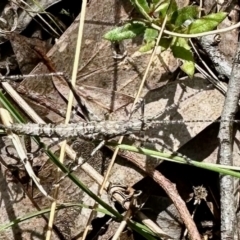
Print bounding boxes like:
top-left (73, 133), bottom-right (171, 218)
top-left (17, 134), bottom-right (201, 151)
top-left (52, 139), bottom-right (103, 187)
top-left (90, 140), bottom-right (106, 156)
top-left (130, 98), bottom-right (145, 117)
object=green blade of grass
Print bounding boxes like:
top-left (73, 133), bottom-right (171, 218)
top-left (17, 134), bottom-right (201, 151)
top-left (112, 143), bottom-right (240, 178)
top-left (0, 203), bottom-right (114, 232)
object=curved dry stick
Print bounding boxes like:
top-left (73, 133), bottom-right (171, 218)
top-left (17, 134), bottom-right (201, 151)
top-left (124, 155), bottom-right (201, 240)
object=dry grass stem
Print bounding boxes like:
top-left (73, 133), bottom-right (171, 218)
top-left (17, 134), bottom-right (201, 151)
top-left (45, 1), bottom-right (88, 239)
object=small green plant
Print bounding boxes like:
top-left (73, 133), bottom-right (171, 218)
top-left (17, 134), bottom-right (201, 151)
top-left (104, 0), bottom-right (227, 77)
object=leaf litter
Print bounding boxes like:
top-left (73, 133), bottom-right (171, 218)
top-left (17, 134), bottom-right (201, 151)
top-left (0, 0), bottom-right (238, 239)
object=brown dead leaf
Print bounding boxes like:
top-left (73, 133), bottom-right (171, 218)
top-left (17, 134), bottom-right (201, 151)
top-left (143, 195), bottom-right (184, 239)
top-left (7, 33), bottom-right (51, 74)
top-left (52, 75), bottom-right (135, 120)
top-left (218, 4), bottom-right (239, 62)
top-left (14, 2), bottom-right (153, 159)
top-left (32, 140), bottom-right (112, 239)
top-left (18, 0), bottom-right (179, 120)
top-left (131, 74), bottom-right (225, 151)
top-left (77, 85), bottom-right (133, 112)
top-left (16, 84), bottom-right (71, 123)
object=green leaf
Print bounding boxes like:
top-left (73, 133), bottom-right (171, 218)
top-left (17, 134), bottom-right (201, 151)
top-left (159, 37), bottom-right (172, 50)
top-left (154, 1), bottom-right (168, 15)
top-left (139, 28), bottom-right (158, 52)
top-left (171, 37), bottom-right (192, 58)
top-left (104, 22), bottom-right (146, 41)
top-left (185, 12), bottom-right (227, 34)
top-left (157, 0), bottom-right (178, 17)
top-left (166, 0), bottom-right (178, 15)
top-left (131, 0), bottom-right (151, 21)
top-left (152, 0), bottom-right (163, 4)
top-left (144, 28), bottom-right (158, 41)
top-left (139, 36), bottom-right (172, 52)
top-left (171, 37), bottom-right (194, 76)
top-left (171, 6), bottom-right (200, 27)
top-left (181, 60), bottom-right (195, 77)
top-left (139, 41), bottom-right (155, 52)
top-left (140, 27), bottom-right (172, 52)
top-left (135, 0), bottom-right (150, 12)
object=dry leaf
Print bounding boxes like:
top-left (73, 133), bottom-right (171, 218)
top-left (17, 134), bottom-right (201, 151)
top-left (7, 33), bottom-right (51, 74)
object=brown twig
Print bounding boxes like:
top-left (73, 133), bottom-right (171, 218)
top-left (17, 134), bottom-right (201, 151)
top-left (121, 153), bottom-right (201, 240)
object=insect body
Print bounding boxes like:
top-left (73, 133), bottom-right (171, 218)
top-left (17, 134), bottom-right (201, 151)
top-left (1, 120), bottom-right (144, 140)
top-left (1, 119), bottom-right (238, 140)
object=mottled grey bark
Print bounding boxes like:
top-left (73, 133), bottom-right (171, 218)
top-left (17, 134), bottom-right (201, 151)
top-left (218, 42), bottom-right (240, 239)
top-left (199, 34), bottom-right (232, 79)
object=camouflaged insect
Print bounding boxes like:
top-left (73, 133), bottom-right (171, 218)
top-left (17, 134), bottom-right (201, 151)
top-left (1, 119), bottom-right (238, 140)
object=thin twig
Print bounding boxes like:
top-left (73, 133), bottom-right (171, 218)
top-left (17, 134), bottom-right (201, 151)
top-left (15, 0), bottom-right (61, 37)
top-left (218, 42), bottom-right (240, 239)
top-left (125, 155), bottom-right (201, 240)
top-left (190, 39), bottom-right (219, 80)
top-left (112, 209), bottom-right (132, 240)
top-left (194, 64), bottom-right (227, 95)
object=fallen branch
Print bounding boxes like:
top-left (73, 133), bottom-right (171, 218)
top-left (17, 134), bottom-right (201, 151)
top-left (218, 42), bottom-right (240, 239)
